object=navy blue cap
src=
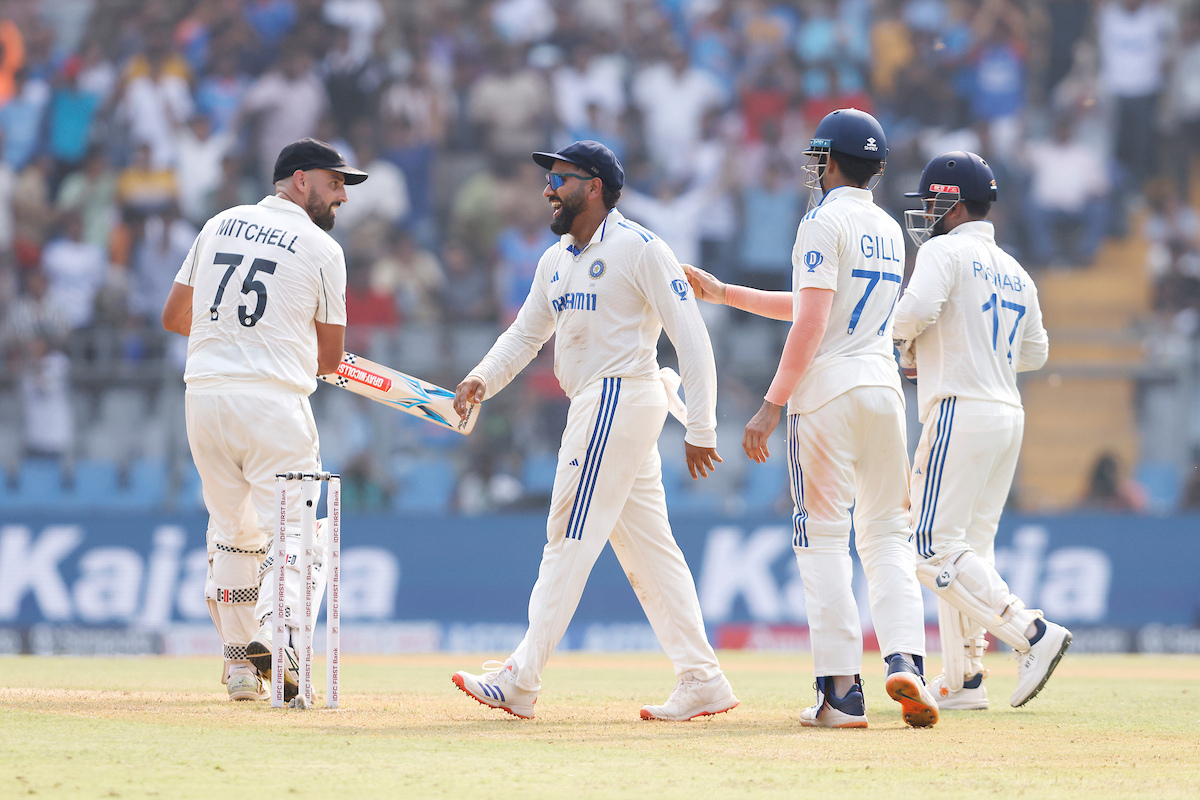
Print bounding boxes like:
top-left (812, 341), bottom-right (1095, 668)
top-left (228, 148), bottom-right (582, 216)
top-left (905, 151), bottom-right (997, 202)
top-left (532, 140), bottom-right (624, 190)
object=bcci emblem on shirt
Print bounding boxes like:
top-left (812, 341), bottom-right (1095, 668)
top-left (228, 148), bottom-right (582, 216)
top-left (589, 259), bottom-right (606, 279)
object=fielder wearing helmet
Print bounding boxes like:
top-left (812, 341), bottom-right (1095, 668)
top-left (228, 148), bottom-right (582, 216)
top-left (904, 150), bottom-right (998, 246)
top-left (803, 108), bottom-right (888, 201)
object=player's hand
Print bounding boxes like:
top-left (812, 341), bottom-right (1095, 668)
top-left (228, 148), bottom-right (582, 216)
top-left (454, 376), bottom-right (486, 420)
top-left (682, 263), bottom-right (726, 304)
top-left (684, 442), bottom-right (723, 479)
top-left (743, 400), bottom-right (783, 463)
top-left (894, 339), bottom-right (917, 380)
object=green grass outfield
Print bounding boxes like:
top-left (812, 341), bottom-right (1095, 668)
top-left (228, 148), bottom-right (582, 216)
top-left (2, 651), bottom-right (1197, 799)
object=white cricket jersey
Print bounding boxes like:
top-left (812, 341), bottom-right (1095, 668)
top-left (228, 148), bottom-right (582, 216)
top-left (788, 185), bottom-right (905, 413)
top-left (893, 220), bottom-right (1049, 423)
top-left (469, 208), bottom-right (718, 447)
top-left (173, 194), bottom-right (347, 395)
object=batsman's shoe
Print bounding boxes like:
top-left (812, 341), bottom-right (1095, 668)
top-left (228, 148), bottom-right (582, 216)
top-left (452, 659), bottom-right (537, 719)
top-left (799, 676), bottom-right (868, 728)
top-left (245, 624), bottom-right (300, 701)
top-left (929, 672), bottom-right (989, 710)
top-left (1011, 619), bottom-right (1072, 707)
top-left (226, 664), bottom-right (267, 701)
top-left (884, 656), bottom-right (939, 728)
top-left (640, 672), bottom-right (739, 721)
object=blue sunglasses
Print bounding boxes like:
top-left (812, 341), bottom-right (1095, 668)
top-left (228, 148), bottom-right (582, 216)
top-left (546, 172), bottom-right (594, 191)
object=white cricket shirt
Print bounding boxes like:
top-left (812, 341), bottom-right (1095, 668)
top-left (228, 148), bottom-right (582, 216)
top-left (788, 185), bottom-right (906, 414)
top-left (469, 208), bottom-right (718, 447)
top-left (173, 194), bottom-right (347, 395)
top-left (893, 220), bottom-right (1049, 423)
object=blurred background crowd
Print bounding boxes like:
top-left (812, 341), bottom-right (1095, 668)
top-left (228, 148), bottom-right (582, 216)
top-left (1, 0), bottom-right (1199, 517)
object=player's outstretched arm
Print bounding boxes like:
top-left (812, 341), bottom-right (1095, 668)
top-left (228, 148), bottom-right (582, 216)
top-left (454, 376), bottom-right (486, 420)
top-left (684, 441), bottom-right (723, 479)
top-left (682, 263), bottom-right (727, 304)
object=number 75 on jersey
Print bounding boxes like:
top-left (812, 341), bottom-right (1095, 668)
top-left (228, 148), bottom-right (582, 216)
top-left (318, 352), bottom-right (478, 435)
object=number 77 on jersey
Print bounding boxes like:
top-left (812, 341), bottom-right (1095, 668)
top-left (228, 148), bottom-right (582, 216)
top-left (317, 352), bottom-right (479, 435)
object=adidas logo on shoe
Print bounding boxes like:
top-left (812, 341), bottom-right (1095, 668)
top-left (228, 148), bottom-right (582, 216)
top-left (452, 659), bottom-right (537, 719)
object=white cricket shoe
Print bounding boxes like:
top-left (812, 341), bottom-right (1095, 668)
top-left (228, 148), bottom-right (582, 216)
top-left (452, 659), bottom-right (537, 719)
top-left (1011, 619), bottom-right (1072, 707)
top-left (640, 673), bottom-right (738, 721)
top-left (798, 677), bottom-right (868, 728)
top-left (227, 664), bottom-right (267, 701)
top-left (929, 673), bottom-right (989, 710)
top-left (245, 624), bottom-right (300, 701)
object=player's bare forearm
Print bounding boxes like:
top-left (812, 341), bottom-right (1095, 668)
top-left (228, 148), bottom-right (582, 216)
top-left (743, 400), bottom-right (783, 463)
top-left (681, 263), bottom-right (726, 304)
top-left (454, 375), bottom-right (486, 419)
top-left (161, 282), bottom-right (193, 336)
top-left (684, 441), bottom-right (723, 479)
top-left (315, 322), bottom-right (346, 376)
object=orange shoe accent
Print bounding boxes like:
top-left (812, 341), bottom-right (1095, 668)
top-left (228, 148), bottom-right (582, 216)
top-left (885, 673), bottom-right (939, 728)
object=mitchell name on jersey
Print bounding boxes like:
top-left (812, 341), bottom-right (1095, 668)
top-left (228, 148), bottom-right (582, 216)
top-left (213, 215), bottom-right (301, 254)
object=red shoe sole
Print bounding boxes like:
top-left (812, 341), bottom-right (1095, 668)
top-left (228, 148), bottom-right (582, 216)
top-left (451, 673), bottom-right (535, 719)
top-left (640, 699), bottom-right (740, 721)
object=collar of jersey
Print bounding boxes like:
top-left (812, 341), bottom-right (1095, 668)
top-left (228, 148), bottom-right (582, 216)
top-left (560, 208), bottom-right (619, 256)
top-left (818, 185), bottom-right (871, 205)
top-left (948, 220), bottom-right (995, 241)
top-left (258, 194), bottom-right (313, 218)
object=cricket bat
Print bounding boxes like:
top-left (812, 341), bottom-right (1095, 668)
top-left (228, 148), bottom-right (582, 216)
top-left (318, 352), bottom-right (478, 435)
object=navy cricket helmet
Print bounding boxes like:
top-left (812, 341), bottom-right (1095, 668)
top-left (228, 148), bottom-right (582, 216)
top-left (904, 151), bottom-right (997, 246)
top-left (802, 108), bottom-right (887, 193)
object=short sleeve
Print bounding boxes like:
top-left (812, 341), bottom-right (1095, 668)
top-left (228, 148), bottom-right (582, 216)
top-left (316, 248), bottom-right (347, 326)
top-left (791, 213), bottom-right (840, 292)
top-left (174, 221), bottom-right (213, 286)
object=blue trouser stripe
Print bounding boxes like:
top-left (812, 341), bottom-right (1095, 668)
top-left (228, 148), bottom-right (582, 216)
top-left (789, 414), bottom-right (808, 548)
top-left (917, 396), bottom-right (956, 558)
top-left (565, 378), bottom-right (622, 540)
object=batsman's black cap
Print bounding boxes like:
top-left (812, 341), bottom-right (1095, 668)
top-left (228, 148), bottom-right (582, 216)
top-left (273, 137), bottom-right (368, 185)
top-left (532, 140), bottom-right (624, 190)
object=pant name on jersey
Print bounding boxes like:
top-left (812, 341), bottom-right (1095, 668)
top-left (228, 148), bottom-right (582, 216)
top-left (215, 217), bottom-right (300, 254)
top-left (553, 292), bottom-right (597, 313)
top-left (972, 261), bottom-right (1026, 292)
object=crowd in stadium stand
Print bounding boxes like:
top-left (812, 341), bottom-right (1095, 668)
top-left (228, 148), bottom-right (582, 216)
top-left (1, 0), bottom-right (1199, 514)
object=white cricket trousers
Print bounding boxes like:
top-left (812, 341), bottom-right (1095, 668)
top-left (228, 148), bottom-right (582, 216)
top-left (185, 390), bottom-right (325, 633)
top-left (510, 377), bottom-right (722, 693)
top-left (911, 397), bottom-right (1025, 657)
top-left (787, 385), bottom-right (927, 676)
top-left (911, 397), bottom-right (1023, 562)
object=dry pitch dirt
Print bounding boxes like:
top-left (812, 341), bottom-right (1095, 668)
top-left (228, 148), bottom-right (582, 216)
top-left (2, 651), bottom-right (1197, 799)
